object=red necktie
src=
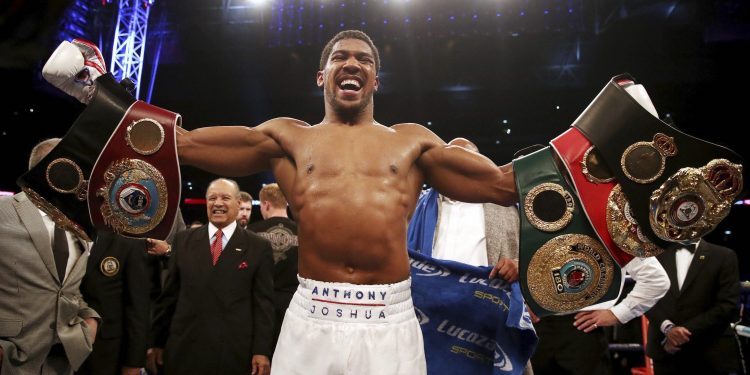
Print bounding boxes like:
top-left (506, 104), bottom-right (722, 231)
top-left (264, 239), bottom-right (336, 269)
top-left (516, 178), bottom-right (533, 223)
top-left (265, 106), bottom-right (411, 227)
top-left (211, 228), bottom-right (223, 266)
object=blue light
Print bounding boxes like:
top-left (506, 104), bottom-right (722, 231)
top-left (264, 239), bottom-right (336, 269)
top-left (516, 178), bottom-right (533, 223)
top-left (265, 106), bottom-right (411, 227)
top-left (568, 8), bottom-right (573, 13)
top-left (427, 16), bottom-right (432, 21)
top-left (544, 10), bottom-right (549, 14)
top-left (405, 18), bottom-right (410, 23)
top-left (319, 24), bottom-right (324, 28)
top-left (298, 26), bottom-right (303, 30)
top-left (340, 22), bottom-right (344, 27)
top-left (520, 11), bottom-right (525, 16)
top-left (361, 21), bottom-right (366, 25)
top-left (449, 15), bottom-right (455, 21)
top-left (383, 19), bottom-right (388, 24)
top-left (496, 12), bottom-right (501, 17)
top-left (340, 2), bottom-right (345, 7)
top-left (472, 14), bottom-right (478, 19)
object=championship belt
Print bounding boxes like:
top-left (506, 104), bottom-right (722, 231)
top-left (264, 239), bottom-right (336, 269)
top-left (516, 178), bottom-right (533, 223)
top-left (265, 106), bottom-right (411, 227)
top-left (88, 101), bottom-right (181, 240)
top-left (573, 74), bottom-right (744, 246)
top-left (551, 128), bottom-right (650, 261)
top-left (514, 147), bottom-right (622, 317)
top-left (17, 74), bottom-right (135, 241)
top-left (17, 73), bottom-right (182, 240)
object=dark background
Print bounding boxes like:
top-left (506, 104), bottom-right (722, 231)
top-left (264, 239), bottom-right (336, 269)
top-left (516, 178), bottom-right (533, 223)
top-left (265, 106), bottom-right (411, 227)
top-left (0, 0), bottom-right (747, 270)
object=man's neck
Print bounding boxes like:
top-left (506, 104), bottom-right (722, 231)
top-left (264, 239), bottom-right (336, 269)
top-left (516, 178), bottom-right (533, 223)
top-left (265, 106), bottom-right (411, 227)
top-left (263, 209), bottom-right (289, 219)
top-left (322, 104), bottom-right (375, 125)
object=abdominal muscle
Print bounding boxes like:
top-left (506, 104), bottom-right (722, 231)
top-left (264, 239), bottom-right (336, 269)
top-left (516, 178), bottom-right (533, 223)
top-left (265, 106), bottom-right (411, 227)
top-left (292, 179), bottom-right (415, 285)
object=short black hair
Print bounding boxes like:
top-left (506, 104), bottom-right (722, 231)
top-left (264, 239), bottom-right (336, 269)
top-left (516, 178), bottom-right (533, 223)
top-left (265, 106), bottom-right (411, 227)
top-left (319, 30), bottom-right (380, 73)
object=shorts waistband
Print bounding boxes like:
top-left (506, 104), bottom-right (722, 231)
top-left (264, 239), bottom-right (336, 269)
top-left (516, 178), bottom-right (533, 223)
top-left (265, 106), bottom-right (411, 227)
top-left (289, 276), bottom-right (415, 324)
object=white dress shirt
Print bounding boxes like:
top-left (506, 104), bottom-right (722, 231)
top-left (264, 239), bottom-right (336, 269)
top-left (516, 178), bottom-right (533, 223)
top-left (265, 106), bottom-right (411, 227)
top-left (609, 256), bottom-right (671, 324)
top-left (432, 196), bottom-right (488, 266)
top-left (675, 246), bottom-right (696, 291)
top-left (208, 220), bottom-right (236, 251)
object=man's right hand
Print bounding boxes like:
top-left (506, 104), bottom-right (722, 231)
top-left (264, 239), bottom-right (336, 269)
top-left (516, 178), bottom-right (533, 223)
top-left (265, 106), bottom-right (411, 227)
top-left (665, 326), bottom-right (691, 346)
top-left (488, 258), bottom-right (519, 282)
top-left (42, 39), bottom-right (107, 104)
top-left (146, 348), bottom-right (164, 374)
top-left (146, 238), bottom-right (171, 256)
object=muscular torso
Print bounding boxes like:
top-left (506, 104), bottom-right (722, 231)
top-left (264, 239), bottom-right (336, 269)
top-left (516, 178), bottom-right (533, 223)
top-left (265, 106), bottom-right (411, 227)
top-left (268, 121), bottom-right (427, 284)
top-left (180, 117), bottom-right (514, 284)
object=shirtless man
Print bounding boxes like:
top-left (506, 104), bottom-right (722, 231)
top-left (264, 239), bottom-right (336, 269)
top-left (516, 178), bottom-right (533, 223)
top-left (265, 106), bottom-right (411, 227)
top-left (45, 30), bottom-right (517, 375)
top-left (175, 30), bottom-right (516, 374)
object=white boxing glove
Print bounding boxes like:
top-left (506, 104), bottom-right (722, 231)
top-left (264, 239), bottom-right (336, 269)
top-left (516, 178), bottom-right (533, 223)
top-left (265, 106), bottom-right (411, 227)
top-left (42, 39), bottom-right (107, 104)
top-left (616, 78), bottom-right (659, 119)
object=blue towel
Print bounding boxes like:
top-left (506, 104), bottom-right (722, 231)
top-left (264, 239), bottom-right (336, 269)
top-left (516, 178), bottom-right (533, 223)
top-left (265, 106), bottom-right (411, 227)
top-left (409, 250), bottom-right (538, 375)
top-left (407, 188), bottom-right (440, 257)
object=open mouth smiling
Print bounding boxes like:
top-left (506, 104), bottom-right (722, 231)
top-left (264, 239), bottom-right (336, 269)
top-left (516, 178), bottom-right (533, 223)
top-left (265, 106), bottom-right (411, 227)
top-left (338, 77), bottom-right (362, 92)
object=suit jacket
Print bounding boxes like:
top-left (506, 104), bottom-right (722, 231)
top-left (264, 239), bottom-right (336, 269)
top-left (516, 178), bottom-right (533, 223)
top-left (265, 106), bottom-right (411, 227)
top-left (0, 193), bottom-right (99, 374)
top-left (645, 240), bottom-right (739, 369)
top-left (152, 225), bottom-right (275, 375)
top-left (483, 203), bottom-right (520, 264)
top-left (77, 232), bottom-right (150, 374)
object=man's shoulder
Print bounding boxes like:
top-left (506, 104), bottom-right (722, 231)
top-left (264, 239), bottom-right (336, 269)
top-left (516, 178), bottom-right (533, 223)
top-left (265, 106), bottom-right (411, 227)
top-left (700, 240), bottom-right (736, 258)
top-left (259, 117), bottom-right (311, 131)
top-left (239, 227), bottom-right (274, 248)
top-left (175, 225), bottom-right (205, 241)
top-left (0, 192), bottom-right (26, 206)
top-left (390, 122), bottom-right (430, 134)
top-left (390, 123), bottom-right (445, 151)
top-left (250, 217), bottom-right (296, 230)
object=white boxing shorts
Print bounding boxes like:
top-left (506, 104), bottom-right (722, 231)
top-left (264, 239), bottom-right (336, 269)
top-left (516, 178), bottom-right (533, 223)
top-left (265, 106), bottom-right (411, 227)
top-left (270, 276), bottom-right (426, 375)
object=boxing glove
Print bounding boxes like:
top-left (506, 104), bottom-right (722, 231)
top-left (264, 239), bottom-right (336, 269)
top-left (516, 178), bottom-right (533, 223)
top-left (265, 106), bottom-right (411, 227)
top-left (616, 78), bottom-right (659, 118)
top-left (42, 39), bottom-right (107, 104)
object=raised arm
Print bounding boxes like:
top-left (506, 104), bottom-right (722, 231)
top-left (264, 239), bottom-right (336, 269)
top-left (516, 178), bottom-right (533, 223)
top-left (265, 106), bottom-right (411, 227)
top-left (177, 117), bottom-right (300, 177)
top-left (410, 125), bottom-right (517, 206)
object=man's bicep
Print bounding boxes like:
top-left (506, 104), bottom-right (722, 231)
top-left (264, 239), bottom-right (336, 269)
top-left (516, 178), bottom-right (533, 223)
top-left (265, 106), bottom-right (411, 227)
top-left (177, 121), bottom-right (286, 176)
top-left (418, 145), bottom-right (516, 205)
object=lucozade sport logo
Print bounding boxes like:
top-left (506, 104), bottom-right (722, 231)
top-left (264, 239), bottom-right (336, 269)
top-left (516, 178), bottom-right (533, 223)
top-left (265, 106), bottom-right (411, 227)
top-left (409, 258), bottom-right (450, 277)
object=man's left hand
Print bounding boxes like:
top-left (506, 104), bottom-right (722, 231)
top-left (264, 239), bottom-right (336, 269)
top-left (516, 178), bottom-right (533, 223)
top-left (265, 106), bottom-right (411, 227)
top-left (664, 341), bottom-right (681, 354)
top-left (573, 310), bottom-right (619, 333)
top-left (83, 317), bottom-right (99, 343)
top-left (489, 258), bottom-right (519, 282)
top-left (251, 355), bottom-right (270, 375)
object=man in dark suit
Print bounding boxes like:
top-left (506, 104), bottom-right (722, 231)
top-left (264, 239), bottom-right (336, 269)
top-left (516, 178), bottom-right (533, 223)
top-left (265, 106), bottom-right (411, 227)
top-left (646, 239), bottom-right (740, 375)
top-left (148, 178), bottom-right (274, 375)
top-left (76, 231), bottom-right (150, 375)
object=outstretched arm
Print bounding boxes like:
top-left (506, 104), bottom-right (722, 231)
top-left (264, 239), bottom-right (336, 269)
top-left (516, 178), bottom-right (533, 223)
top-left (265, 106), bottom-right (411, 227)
top-left (177, 117), bottom-right (298, 177)
top-left (414, 128), bottom-right (517, 206)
